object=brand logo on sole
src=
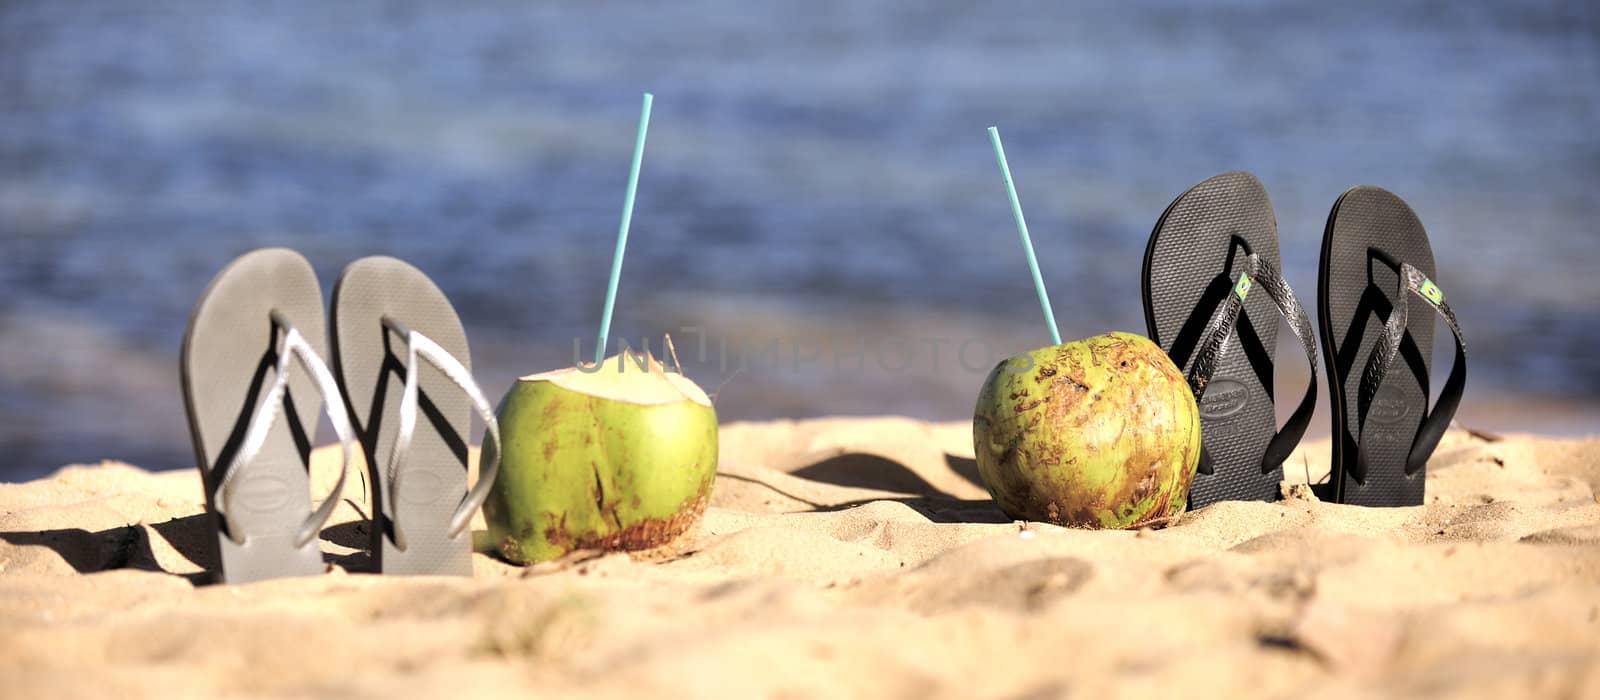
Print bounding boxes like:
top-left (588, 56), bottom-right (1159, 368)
top-left (1199, 378), bottom-right (1250, 419)
top-left (1368, 385), bottom-right (1410, 425)
top-left (398, 470), bottom-right (446, 505)
top-left (236, 476), bottom-right (292, 513)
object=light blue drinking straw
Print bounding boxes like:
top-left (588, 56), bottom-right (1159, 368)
top-left (595, 93), bottom-right (654, 364)
top-left (988, 126), bottom-right (1062, 345)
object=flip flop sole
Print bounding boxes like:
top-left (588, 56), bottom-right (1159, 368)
top-left (181, 248), bottom-right (328, 583)
top-left (1143, 172), bottom-right (1283, 508)
top-left (1320, 187), bottom-right (1436, 506)
top-left (332, 256), bottom-right (475, 576)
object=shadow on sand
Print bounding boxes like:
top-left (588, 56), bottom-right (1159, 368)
top-left (726, 450), bottom-right (1009, 525)
top-left (0, 503), bottom-right (378, 584)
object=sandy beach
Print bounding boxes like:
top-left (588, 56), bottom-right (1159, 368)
top-left (3, 417), bottom-right (1598, 699)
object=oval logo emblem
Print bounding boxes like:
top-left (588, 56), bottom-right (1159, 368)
top-left (1199, 379), bottom-right (1249, 419)
top-left (235, 476), bottom-right (292, 513)
top-left (398, 470), bottom-right (446, 505)
top-left (1368, 386), bottom-right (1410, 424)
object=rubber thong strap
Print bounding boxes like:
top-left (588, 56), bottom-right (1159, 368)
top-left (1188, 253), bottom-right (1319, 476)
top-left (381, 317), bottom-right (502, 550)
top-left (214, 311), bottom-right (355, 547)
top-left (1353, 263), bottom-right (1467, 483)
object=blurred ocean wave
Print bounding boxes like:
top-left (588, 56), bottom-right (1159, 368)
top-left (2, 0), bottom-right (1597, 479)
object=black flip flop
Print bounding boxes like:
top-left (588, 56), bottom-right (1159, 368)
top-left (1318, 186), bottom-right (1466, 506)
top-left (1142, 172), bottom-right (1319, 509)
top-left (181, 248), bottom-right (356, 584)
top-left (331, 256), bottom-right (500, 576)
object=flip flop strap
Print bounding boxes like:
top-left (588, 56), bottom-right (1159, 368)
top-left (1188, 253), bottom-right (1319, 476)
top-left (215, 311), bottom-right (355, 548)
top-left (382, 318), bottom-right (502, 551)
top-left (1353, 263), bottom-right (1467, 483)
top-left (1187, 254), bottom-right (1256, 400)
top-left (1250, 256), bottom-right (1319, 471)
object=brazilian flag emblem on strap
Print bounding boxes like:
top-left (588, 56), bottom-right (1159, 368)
top-left (1234, 273), bottom-right (1252, 300)
top-left (1420, 278), bottom-right (1443, 306)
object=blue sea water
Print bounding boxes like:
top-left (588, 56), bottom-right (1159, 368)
top-left (2, 1), bottom-right (1597, 480)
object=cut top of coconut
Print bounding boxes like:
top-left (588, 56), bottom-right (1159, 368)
top-left (519, 352), bottom-right (712, 407)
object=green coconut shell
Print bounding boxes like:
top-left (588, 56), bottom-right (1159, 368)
top-left (973, 331), bottom-right (1200, 529)
top-left (484, 351), bottom-right (718, 564)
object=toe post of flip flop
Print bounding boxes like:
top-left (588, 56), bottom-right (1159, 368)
top-left (182, 248), bottom-right (357, 585)
top-left (1142, 172), bottom-right (1319, 510)
top-left (1319, 186), bottom-right (1467, 507)
top-left (332, 256), bottom-right (501, 577)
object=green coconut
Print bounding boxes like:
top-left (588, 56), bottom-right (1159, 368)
top-left (972, 331), bottom-right (1200, 529)
top-left (484, 349), bottom-right (717, 564)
